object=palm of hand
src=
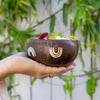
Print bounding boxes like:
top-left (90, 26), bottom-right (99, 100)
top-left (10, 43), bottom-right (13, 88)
top-left (13, 52), bottom-right (76, 79)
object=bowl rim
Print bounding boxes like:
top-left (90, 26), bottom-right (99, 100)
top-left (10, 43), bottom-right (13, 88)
top-left (27, 39), bottom-right (78, 43)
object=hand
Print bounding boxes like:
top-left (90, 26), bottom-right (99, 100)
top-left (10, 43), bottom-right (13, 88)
top-left (0, 52), bottom-right (76, 80)
top-left (13, 52), bottom-right (76, 79)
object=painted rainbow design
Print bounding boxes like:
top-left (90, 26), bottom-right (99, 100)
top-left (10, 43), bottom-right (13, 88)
top-left (28, 47), bottom-right (36, 57)
top-left (49, 47), bottom-right (63, 58)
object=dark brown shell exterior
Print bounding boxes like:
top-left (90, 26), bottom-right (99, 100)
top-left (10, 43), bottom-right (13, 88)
top-left (26, 39), bottom-right (79, 67)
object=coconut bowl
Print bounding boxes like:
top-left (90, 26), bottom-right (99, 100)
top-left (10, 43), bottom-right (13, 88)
top-left (26, 39), bottom-right (79, 67)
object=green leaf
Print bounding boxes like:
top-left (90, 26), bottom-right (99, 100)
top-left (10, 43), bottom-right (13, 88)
top-left (59, 75), bottom-right (75, 82)
top-left (20, 0), bottom-right (31, 7)
top-left (7, 84), bottom-right (19, 91)
top-left (79, 42), bottom-right (85, 67)
top-left (4, 17), bottom-right (17, 29)
top-left (81, 8), bottom-right (86, 19)
top-left (93, 1), bottom-right (100, 10)
top-left (58, 32), bottom-right (63, 37)
top-left (84, 70), bottom-right (93, 78)
top-left (29, 0), bottom-right (36, 10)
top-left (16, 48), bottom-right (22, 52)
top-left (7, 85), bottom-right (13, 91)
top-left (32, 12), bottom-right (37, 19)
top-left (72, 77), bottom-right (76, 90)
top-left (11, 94), bottom-right (21, 100)
top-left (58, 0), bottom-right (61, 4)
top-left (50, 15), bottom-right (56, 33)
top-left (31, 77), bottom-right (37, 87)
top-left (86, 5), bottom-right (94, 10)
top-left (63, 80), bottom-right (73, 100)
top-left (30, 0), bottom-right (37, 4)
top-left (9, 74), bottom-right (14, 85)
top-left (42, 0), bottom-right (45, 4)
top-left (63, 84), bottom-right (67, 94)
top-left (63, 3), bottom-right (69, 26)
top-left (73, 10), bottom-right (79, 34)
top-left (86, 77), bottom-right (97, 99)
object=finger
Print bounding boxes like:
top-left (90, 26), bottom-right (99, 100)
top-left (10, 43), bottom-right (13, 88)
top-left (65, 62), bottom-right (76, 70)
top-left (42, 65), bottom-right (74, 78)
top-left (71, 62), bottom-right (77, 66)
top-left (44, 63), bottom-right (75, 78)
top-left (65, 65), bottom-right (74, 72)
top-left (43, 67), bottom-right (66, 78)
top-left (53, 65), bottom-right (74, 77)
top-left (41, 72), bottom-right (57, 79)
top-left (45, 66), bottom-right (67, 74)
top-left (44, 65), bottom-right (73, 78)
top-left (69, 62), bottom-right (76, 66)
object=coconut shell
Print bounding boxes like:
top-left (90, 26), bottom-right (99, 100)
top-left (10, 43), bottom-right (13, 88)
top-left (26, 39), bottom-right (79, 67)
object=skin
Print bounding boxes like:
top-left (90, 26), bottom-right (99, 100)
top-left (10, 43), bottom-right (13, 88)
top-left (0, 52), bottom-right (76, 80)
top-left (0, 52), bottom-right (76, 100)
top-left (0, 80), bottom-right (9, 100)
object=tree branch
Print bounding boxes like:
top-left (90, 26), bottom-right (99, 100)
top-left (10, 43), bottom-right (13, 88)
top-left (30, 8), bottom-right (62, 29)
top-left (30, 0), bottom-right (73, 29)
top-left (60, 70), bottom-right (100, 77)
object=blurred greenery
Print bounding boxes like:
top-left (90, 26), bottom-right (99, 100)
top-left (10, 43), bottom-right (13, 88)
top-left (59, 70), bottom-right (76, 100)
top-left (50, 15), bottom-right (56, 33)
top-left (63, 3), bottom-right (69, 26)
top-left (0, 0), bottom-right (39, 60)
top-left (0, 0), bottom-right (39, 99)
top-left (0, 0), bottom-right (100, 100)
top-left (72, 0), bottom-right (100, 99)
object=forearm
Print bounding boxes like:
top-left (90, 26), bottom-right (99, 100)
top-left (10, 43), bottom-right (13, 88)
top-left (0, 52), bottom-right (75, 80)
top-left (0, 80), bottom-right (9, 100)
top-left (0, 56), bottom-right (15, 80)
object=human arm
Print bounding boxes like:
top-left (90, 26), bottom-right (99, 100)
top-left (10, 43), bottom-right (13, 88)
top-left (0, 52), bottom-right (76, 80)
top-left (0, 80), bottom-right (9, 100)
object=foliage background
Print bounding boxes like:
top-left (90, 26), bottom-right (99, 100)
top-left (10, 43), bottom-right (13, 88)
top-left (0, 0), bottom-right (100, 100)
